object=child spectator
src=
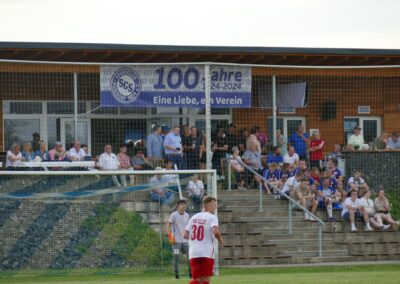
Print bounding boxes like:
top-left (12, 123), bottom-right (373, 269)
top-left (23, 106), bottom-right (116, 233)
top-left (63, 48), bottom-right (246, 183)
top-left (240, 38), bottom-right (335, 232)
top-left (317, 177), bottom-right (336, 221)
top-left (347, 169), bottom-right (369, 197)
top-left (263, 163), bottom-right (282, 194)
top-left (310, 167), bottom-right (321, 185)
top-left (280, 163), bottom-right (291, 184)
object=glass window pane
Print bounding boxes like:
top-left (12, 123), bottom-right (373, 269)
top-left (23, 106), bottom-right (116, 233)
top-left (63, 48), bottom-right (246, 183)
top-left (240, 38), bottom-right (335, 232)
top-left (267, 118), bottom-right (284, 140)
top-left (192, 108), bottom-right (230, 115)
top-left (120, 106), bottom-right (148, 115)
top-left (4, 119), bottom-right (40, 150)
top-left (363, 120), bottom-right (378, 144)
top-left (90, 102), bottom-right (118, 114)
top-left (47, 102), bottom-right (86, 114)
top-left (47, 118), bottom-right (60, 149)
top-left (344, 118), bottom-right (360, 145)
top-left (4, 102), bottom-right (42, 114)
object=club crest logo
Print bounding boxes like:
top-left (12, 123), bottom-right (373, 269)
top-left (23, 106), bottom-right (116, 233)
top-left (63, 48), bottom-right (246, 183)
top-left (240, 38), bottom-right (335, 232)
top-left (110, 67), bottom-right (142, 104)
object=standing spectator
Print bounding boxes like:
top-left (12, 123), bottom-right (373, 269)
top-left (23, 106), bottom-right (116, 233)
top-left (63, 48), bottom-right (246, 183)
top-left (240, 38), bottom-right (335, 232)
top-left (387, 131), bottom-right (400, 150)
top-left (149, 167), bottom-right (175, 207)
top-left (372, 131), bottom-right (388, 150)
top-left (283, 146), bottom-right (300, 167)
top-left (266, 146), bottom-right (284, 167)
top-left (342, 190), bottom-right (373, 232)
top-left (374, 187), bottom-right (400, 230)
top-left (21, 142), bottom-right (35, 162)
top-left (131, 149), bottom-right (153, 170)
top-left (360, 190), bottom-right (390, 230)
top-left (242, 141), bottom-right (263, 187)
top-left (229, 146), bottom-right (248, 190)
top-left (317, 177), bottom-right (336, 221)
top-left (255, 126), bottom-right (268, 149)
top-left (146, 125), bottom-right (164, 168)
top-left (328, 144), bottom-right (343, 159)
top-left (167, 200), bottom-right (191, 280)
top-left (211, 128), bottom-right (228, 180)
top-left (181, 125), bottom-right (191, 169)
top-left (184, 127), bottom-right (201, 169)
top-left (225, 123), bottom-right (238, 153)
top-left (289, 124), bottom-right (309, 160)
top-left (164, 126), bottom-right (184, 169)
top-left (347, 169), bottom-right (369, 197)
top-left (187, 174), bottom-right (205, 211)
top-left (48, 141), bottom-right (67, 161)
top-left (98, 144), bottom-right (125, 187)
top-left (238, 128), bottom-right (249, 154)
top-left (68, 140), bottom-right (86, 161)
top-left (309, 132), bottom-right (324, 169)
top-left (246, 127), bottom-right (261, 153)
top-left (117, 144), bottom-right (134, 185)
top-left (6, 143), bottom-right (23, 169)
top-left (276, 129), bottom-right (288, 156)
top-left (199, 134), bottom-right (207, 170)
top-left (35, 140), bottom-right (49, 161)
top-left (347, 125), bottom-right (364, 150)
top-left (295, 178), bottom-right (318, 221)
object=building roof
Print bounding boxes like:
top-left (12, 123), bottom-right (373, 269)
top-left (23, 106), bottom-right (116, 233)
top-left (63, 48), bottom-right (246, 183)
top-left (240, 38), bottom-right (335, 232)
top-left (1, 42), bottom-right (400, 65)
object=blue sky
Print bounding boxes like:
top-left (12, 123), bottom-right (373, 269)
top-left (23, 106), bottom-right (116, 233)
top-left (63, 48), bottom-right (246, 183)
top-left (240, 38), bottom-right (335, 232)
top-left (1, 0), bottom-right (399, 49)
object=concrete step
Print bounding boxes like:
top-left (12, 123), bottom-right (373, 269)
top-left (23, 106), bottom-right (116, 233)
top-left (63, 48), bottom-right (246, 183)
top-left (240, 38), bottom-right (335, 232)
top-left (224, 206), bottom-right (290, 212)
top-left (219, 245), bottom-right (280, 258)
top-left (349, 243), bottom-right (400, 255)
top-left (282, 249), bottom-right (349, 258)
top-left (222, 234), bottom-right (266, 246)
top-left (333, 231), bottom-right (400, 243)
top-left (264, 238), bottom-right (334, 246)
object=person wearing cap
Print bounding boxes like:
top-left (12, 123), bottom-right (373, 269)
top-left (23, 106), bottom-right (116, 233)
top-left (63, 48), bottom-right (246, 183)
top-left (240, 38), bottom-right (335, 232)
top-left (347, 126), bottom-right (365, 151)
top-left (387, 131), bottom-right (400, 150)
top-left (372, 131), bottom-right (388, 150)
top-left (48, 141), bottom-right (67, 161)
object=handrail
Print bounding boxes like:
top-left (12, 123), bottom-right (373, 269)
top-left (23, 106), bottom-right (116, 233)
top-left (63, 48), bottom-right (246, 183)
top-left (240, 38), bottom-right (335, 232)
top-left (224, 157), bottom-right (325, 257)
top-left (224, 157), bottom-right (325, 226)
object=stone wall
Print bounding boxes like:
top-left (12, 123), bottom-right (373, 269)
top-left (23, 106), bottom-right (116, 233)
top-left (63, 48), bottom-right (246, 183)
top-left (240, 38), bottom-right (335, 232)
top-left (344, 151), bottom-right (400, 190)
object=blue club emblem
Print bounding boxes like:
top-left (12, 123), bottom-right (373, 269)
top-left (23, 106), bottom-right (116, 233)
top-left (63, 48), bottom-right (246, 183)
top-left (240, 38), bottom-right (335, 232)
top-left (110, 68), bottom-right (142, 104)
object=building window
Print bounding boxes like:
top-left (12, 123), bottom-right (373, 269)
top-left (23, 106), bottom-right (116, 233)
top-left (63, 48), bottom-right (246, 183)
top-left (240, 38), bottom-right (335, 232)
top-left (4, 119), bottom-right (40, 150)
top-left (3, 101), bottom-right (42, 114)
top-left (344, 117), bottom-right (381, 145)
top-left (47, 102), bottom-right (86, 114)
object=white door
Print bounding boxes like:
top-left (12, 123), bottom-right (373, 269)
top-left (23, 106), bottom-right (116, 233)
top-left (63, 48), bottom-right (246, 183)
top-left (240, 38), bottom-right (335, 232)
top-left (60, 118), bottom-right (91, 154)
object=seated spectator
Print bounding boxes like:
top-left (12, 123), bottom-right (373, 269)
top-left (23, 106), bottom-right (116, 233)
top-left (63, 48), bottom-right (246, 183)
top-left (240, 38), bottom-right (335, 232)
top-left (341, 190), bottom-right (373, 232)
top-left (162, 159), bottom-right (179, 185)
top-left (387, 131), bottom-right (400, 150)
top-left (149, 167), bottom-right (175, 207)
top-left (262, 163), bottom-right (282, 194)
top-left (266, 146), bottom-right (284, 167)
top-left (333, 185), bottom-right (346, 210)
top-left (293, 159), bottom-right (308, 176)
top-left (309, 132), bottom-right (324, 170)
top-left (131, 149), bottom-right (153, 170)
top-left (317, 177), bottom-right (336, 221)
top-left (328, 144), bottom-right (343, 159)
top-left (310, 167), bottom-right (321, 185)
top-left (242, 141), bottom-right (263, 187)
top-left (117, 144), bottom-right (134, 186)
top-left (35, 140), bottom-right (49, 161)
top-left (281, 171), bottom-right (302, 197)
top-left (229, 146), bottom-right (248, 190)
top-left (81, 144), bottom-right (89, 156)
top-left (372, 131), bottom-right (388, 150)
top-left (6, 143), bottom-right (23, 169)
top-left (347, 169), bottom-right (369, 197)
top-left (327, 158), bottom-right (343, 183)
top-left (360, 190), bottom-right (390, 230)
top-left (68, 140), bottom-right (86, 161)
top-left (347, 126), bottom-right (366, 151)
top-left (295, 178), bottom-right (318, 221)
top-left (21, 142), bottom-right (35, 162)
top-left (374, 187), bottom-right (400, 230)
top-left (324, 168), bottom-right (339, 190)
top-left (98, 144), bottom-right (126, 187)
top-left (280, 163), bottom-right (290, 184)
top-left (187, 174), bottom-right (204, 211)
top-left (146, 124), bottom-right (164, 167)
top-left (283, 146), bottom-right (299, 167)
top-left (48, 141), bottom-right (67, 161)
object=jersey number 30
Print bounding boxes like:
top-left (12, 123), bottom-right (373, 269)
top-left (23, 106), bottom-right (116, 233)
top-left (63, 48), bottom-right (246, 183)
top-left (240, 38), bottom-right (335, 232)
top-left (191, 225), bottom-right (204, 241)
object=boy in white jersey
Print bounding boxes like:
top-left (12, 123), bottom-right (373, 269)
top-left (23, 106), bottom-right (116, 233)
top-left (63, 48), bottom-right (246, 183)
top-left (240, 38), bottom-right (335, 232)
top-left (184, 196), bottom-right (223, 284)
top-left (167, 199), bottom-right (191, 279)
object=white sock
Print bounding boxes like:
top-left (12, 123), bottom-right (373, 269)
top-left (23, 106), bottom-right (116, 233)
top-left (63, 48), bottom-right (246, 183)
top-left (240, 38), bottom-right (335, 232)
top-left (366, 223), bottom-right (372, 230)
top-left (351, 223), bottom-right (357, 230)
top-left (327, 205), bottom-right (333, 218)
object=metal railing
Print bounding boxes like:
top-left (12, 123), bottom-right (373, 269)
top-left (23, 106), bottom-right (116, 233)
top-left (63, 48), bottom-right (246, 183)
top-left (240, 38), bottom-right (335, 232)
top-left (224, 157), bottom-right (325, 257)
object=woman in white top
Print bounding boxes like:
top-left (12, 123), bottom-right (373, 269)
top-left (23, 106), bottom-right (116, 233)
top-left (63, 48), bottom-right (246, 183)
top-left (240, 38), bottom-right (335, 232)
top-left (360, 190), bottom-right (390, 230)
top-left (6, 143), bottom-right (23, 169)
top-left (187, 174), bottom-right (204, 211)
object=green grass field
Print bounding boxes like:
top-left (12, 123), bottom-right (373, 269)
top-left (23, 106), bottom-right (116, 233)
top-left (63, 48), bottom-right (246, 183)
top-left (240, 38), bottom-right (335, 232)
top-left (1, 264), bottom-right (399, 284)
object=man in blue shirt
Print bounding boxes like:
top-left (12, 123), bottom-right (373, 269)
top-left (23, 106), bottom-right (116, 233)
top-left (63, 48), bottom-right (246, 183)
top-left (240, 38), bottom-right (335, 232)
top-left (266, 146), bottom-right (284, 167)
top-left (317, 177), bottom-right (336, 221)
top-left (289, 124), bottom-right (309, 160)
top-left (146, 125), bottom-right (164, 167)
top-left (164, 126), bottom-right (184, 169)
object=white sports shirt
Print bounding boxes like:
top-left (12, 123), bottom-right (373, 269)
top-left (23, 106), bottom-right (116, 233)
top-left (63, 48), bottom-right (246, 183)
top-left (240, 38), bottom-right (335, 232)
top-left (168, 211), bottom-right (190, 243)
top-left (185, 211), bottom-right (219, 259)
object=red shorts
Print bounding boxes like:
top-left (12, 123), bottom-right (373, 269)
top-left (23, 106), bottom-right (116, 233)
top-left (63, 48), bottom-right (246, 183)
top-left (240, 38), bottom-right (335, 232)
top-left (189, 257), bottom-right (214, 279)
